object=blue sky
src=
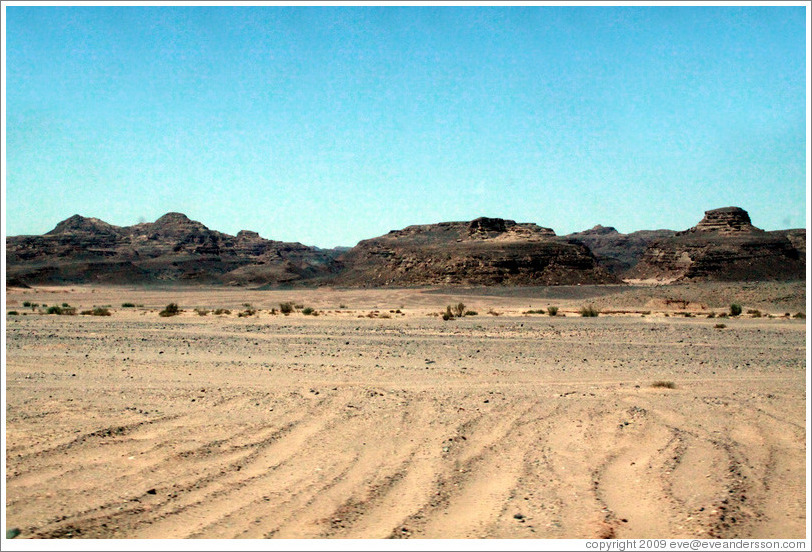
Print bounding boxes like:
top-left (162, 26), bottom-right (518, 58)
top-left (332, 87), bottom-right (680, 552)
top-left (3, 4), bottom-right (808, 247)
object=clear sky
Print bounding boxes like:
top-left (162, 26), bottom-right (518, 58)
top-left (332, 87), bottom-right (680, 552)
top-left (3, 3), bottom-right (808, 248)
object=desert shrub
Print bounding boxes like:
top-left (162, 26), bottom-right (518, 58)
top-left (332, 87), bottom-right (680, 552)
top-left (279, 302), bottom-right (295, 315)
top-left (580, 305), bottom-right (599, 317)
top-left (121, 302), bottom-right (136, 308)
top-left (651, 381), bottom-right (676, 389)
top-left (195, 308), bottom-right (210, 316)
top-left (793, 312), bottom-right (805, 319)
top-left (62, 303), bottom-right (69, 308)
top-left (46, 305), bottom-right (76, 315)
top-left (730, 303), bottom-right (742, 317)
top-left (464, 310), bottom-right (478, 316)
top-left (547, 306), bottom-right (559, 317)
top-left (22, 301), bottom-right (31, 307)
top-left (159, 303), bottom-right (181, 317)
top-left (213, 308), bottom-right (231, 315)
top-left (302, 307), bottom-right (315, 315)
top-left (707, 312), bottom-right (716, 318)
top-left (714, 323), bottom-right (727, 329)
top-left (451, 303), bottom-right (466, 317)
top-left (8, 311), bottom-right (19, 316)
top-left (339, 304), bottom-right (347, 309)
top-left (237, 307), bottom-right (256, 317)
top-left (523, 309), bottom-right (545, 314)
top-left (442, 312), bottom-right (452, 321)
top-left (81, 307), bottom-right (111, 316)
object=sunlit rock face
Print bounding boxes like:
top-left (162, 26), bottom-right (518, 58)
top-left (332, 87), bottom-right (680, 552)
top-left (626, 208), bottom-right (805, 282)
top-left (331, 218), bottom-right (619, 287)
top-left (6, 213), bottom-right (340, 286)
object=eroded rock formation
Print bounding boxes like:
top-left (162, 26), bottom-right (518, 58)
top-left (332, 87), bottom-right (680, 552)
top-left (565, 225), bottom-right (676, 276)
top-left (6, 213), bottom-right (340, 286)
top-left (330, 217), bottom-right (619, 286)
top-left (626, 207), bottom-right (805, 282)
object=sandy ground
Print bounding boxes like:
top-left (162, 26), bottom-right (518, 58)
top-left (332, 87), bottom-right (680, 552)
top-left (3, 284), bottom-right (808, 539)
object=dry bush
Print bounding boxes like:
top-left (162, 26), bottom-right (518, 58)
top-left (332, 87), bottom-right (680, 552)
top-left (82, 307), bottom-right (111, 316)
top-left (579, 305), bottom-right (599, 317)
top-left (159, 303), bottom-right (181, 317)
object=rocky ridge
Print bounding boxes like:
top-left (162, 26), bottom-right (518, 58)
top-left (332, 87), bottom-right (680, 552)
top-left (565, 225), bottom-right (676, 276)
top-left (6, 213), bottom-right (339, 286)
top-left (6, 207), bottom-right (806, 287)
top-left (331, 217), bottom-right (619, 286)
top-left (626, 207), bottom-right (805, 282)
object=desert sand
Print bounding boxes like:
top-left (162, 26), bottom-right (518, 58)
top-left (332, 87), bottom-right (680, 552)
top-left (4, 283), bottom-right (807, 539)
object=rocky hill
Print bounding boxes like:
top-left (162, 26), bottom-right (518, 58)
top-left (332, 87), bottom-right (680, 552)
top-left (330, 217), bottom-right (620, 286)
top-left (6, 213), bottom-right (340, 286)
top-left (565, 225), bottom-right (676, 275)
top-left (625, 207), bottom-right (805, 282)
top-left (7, 208), bottom-right (805, 287)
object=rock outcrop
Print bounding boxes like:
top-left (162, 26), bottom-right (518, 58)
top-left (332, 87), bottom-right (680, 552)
top-left (330, 217), bottom-right (619, 287)
top-left (777, 228), bottom-right (806, 256)
top-left (677, 206), bottom-right (758, 235)
top-left (566, 225), bottom-right (676, 276)
top-left (6, 213), bottom-right (340, 286)
top-left (626, 207), bottom-right (805, 282)
top-left (7, 208), bottom-right (805, 287)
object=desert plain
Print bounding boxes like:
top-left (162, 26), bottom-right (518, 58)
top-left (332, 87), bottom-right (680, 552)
top-left (3, 281), bottom-right (808, 539)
